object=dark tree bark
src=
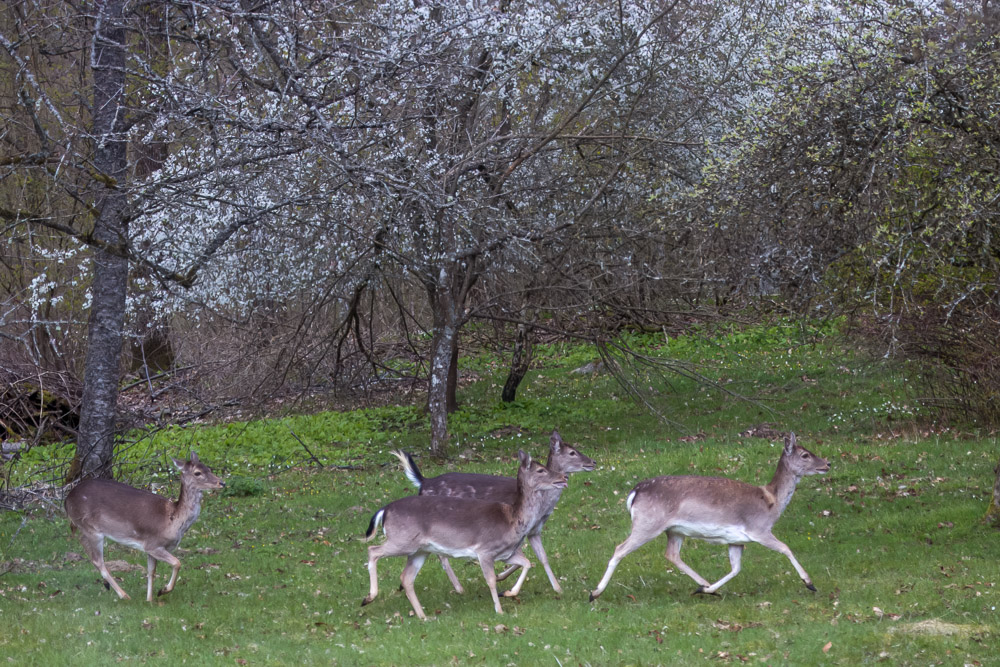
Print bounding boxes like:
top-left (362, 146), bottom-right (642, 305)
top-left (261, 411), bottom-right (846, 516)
top-left (446, 341), bottom-right (459, 413)
top-left (427, 293), bottom-right (458, 455)
top-left (75, 0), bottom-right (130, 480)
top-left (501, 319), bottom-right (534, 403)
top-left (425, 260), bottom-right (477, 455)
top-left (986, 455), bottom-right (1000, 528)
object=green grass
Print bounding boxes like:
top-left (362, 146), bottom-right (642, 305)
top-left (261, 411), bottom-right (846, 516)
top-left (2, 321), bottom-right (998, 665)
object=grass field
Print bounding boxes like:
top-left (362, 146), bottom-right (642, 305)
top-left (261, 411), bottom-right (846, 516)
top-left (2, 321), bottom-right (998, 665)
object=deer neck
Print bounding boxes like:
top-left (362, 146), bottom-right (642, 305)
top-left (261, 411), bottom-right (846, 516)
top-left (764, 456), bottom-right (802, 518)
top-left (172, 481), bottom-right (205, 535)
top-left (510, 477), bottom-right (541, 535)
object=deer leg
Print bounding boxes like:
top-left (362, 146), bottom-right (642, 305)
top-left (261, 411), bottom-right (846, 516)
top-left (698, 544), bottom-right (744, 595)
top-left (438, 555), bottom-right (464, 594)
top-left (501, 548), bottom-right (532, 598)
top-left (363, 544), bottom-right (384, 607)
top-left (147, 547), bottom-right (181, 600)
top-left (495, 562), bottom-right (519, 582)
top-left (477, 556), bottom-right (504, 614)
top-left (495, 544), bottom-right (526, 584)
top-left (755, 532), bottom-right (816, 591)
top-left (589, 524), bottom-right (659, 601)
top-left (79, 532), bottom-right (130, 600)
top-left (524, 533), bottom-right (561, 594)
top-left (146, 555), bottom-right (157, 603)
top-left (495, 543), bottom-right (529, 582)
top-left (664, 533), bottom-right (712, 592)
top-left (400, 553), bottom-right (428, 620)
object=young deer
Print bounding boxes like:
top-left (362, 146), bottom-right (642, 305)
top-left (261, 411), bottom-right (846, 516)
top-left (589, 433), bottom-right (829, 601)
top-left (362, 449), bottom-right (567, 620)
top-left (392, 429), bottom-right (594, 595)
top-left (64, 452), bottom-right (225, 602)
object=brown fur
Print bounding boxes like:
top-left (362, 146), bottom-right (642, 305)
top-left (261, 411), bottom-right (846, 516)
top-left (590, 433), bottom-right (829, 601)
top-left (392, 430), bottom-right (594, 594)
top-left (363, 450), bottom-right (568, 620)
top-left (64, 453), bottom-right (224, 602)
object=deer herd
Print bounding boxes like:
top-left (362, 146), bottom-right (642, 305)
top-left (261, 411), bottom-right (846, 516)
top-left (63, 430), bottom-right (829, 620)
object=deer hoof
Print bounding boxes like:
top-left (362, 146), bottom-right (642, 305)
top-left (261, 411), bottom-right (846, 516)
top-left (693, 586), bottom-right (720, 596)
top-left (588, 592), bottom-right (597, 602)
top-left (806, 582), bottom-right (817, 592)
top-left (361, 596), bottom-right (373, 607)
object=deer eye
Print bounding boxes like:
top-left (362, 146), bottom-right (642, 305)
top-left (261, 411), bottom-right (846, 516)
top-left (194, 471), bottom-right (203, 476)
top-left (569, 451), bottom-right (577, 456)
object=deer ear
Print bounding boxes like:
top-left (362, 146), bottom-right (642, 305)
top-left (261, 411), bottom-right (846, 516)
top-left (550, 430), bottom-right (562, 453)
top-left (171, 457), bottom-right (185, 470)
top-left (783, 432), bottom-right (797, 455)
top-left (518, 449), bottom-right (531, 467)
top-left (190, 451), bottom-right (199, 463)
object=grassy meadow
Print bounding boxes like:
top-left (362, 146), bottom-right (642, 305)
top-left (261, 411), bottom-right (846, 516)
top-left (1, 321), bottom-right (998, 665)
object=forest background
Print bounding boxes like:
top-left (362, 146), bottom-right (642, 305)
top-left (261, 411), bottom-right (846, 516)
top-left (1, 0), bottom-right (999, 486)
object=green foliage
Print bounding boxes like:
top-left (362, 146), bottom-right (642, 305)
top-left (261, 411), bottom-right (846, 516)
top-left (219, 475), bottom-right (268, 498)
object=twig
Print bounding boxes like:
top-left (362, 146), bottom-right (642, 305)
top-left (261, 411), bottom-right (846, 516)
top-left (289, 429), bottom-right (324, 468)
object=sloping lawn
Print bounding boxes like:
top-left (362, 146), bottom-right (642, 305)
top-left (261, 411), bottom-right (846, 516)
top-left (2, 323), bottom-right (997, 665)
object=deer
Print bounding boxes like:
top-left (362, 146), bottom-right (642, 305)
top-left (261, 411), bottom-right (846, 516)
top-left (362, 449), bottom-right (568, 620)
top-left (392, 429), bottom-right (595, 595)
top-left (589, 432), bottom-right (829, 602)
top-left (64, 452), bottom-right (225, 602)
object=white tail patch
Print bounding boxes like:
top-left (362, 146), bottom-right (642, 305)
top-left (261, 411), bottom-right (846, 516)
top-left (391, 450), bottom-right (423, 489)
top-left (402, 468), bottom-right (421, 489)
top-left (626, 489), bottom-right (637, 516)
top-left (364, 509), bottom-right (386, 542)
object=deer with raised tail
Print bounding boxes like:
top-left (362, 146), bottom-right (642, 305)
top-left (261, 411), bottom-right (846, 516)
top-left (589, 433), bottom-right (829, 602)
top-left (362, 449), bottom-right (567, 620)
top-left (392, 429), bottom-right (594, 595)
top-left (64, 452), bottom-right (225, 602)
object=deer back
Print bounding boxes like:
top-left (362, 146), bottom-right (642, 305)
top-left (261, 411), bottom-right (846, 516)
top-left (66, 479), bottom-right (179, 549)
top-left (628, 475), bottom-right (780, 540)
top-left (417, 430), bottom-right (592, 508)
top-left (419, 472), bottom-right (518, 503)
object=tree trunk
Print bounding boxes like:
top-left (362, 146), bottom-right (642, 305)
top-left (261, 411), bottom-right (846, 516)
top-left (501, 320), bottom-right (534, 403)
top-left (428, 321), bottom-right (456, 456)
top-left (425, 259), bottom-right (476, 456)
top-left (986, 455), bottom-right (1000, 528)
top-left (75, 0), bottom-right (130, 480)
top-left (446, 339), bottom-right (460, 413)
